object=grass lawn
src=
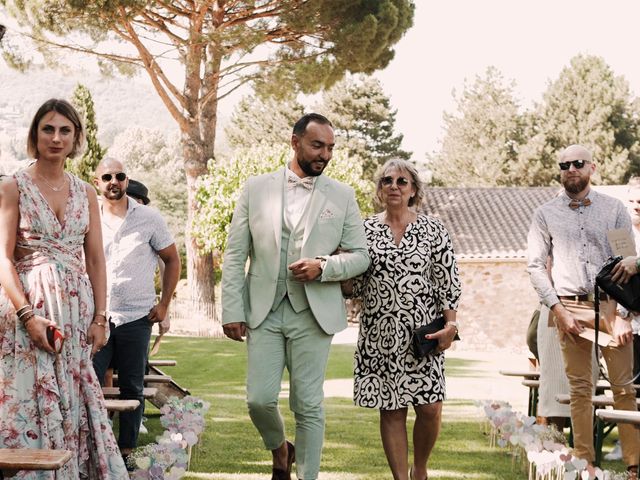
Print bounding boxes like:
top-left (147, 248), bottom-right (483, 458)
top-left (132, 336), bottom-right (626, 479)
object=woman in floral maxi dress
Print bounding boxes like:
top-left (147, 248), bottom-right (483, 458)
top-left (0, 99), bottom-right (129, 478)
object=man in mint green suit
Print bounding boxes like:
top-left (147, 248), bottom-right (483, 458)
top-left (221, 113), bottom-right (369, 480)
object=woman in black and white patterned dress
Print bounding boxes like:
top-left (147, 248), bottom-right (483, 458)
top-left (343, 159), bottom-right (461, 480)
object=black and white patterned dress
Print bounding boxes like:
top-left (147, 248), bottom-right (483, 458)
top-left (352, 213), bottom-right (461, 410)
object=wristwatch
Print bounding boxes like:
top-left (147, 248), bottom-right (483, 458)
top-left (315, 256), bottom-right (327, 271)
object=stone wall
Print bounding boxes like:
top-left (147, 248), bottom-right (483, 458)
top-left (454, 259), bottom-right (539, 354)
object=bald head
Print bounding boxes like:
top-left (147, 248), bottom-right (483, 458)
top-left (94, 157), bottom-right (128, 202)
top-left (559, 144), bottom-right (593, 163)
top-left (96, 157), bottom-right (125, 176)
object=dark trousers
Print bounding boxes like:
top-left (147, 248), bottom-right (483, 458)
top-left (635, 334), bottom-right (640, 398)
top-left (93, 316), bottom-right (152, 450)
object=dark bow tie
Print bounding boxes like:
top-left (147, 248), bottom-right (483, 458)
top-left (287, 176), bottom-right (314, 191)
top-left (569, 198), bottom-right (592, 210)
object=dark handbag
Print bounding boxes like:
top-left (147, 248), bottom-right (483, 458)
top-left (412, 315), bottom-right (460, 358)
top-left (595, 256), bottom-right (640, 312)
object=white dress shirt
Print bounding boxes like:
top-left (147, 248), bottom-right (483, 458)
top-left (284, 167), bottom-right (316, 228)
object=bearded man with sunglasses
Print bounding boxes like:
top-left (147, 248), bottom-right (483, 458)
top-left (527, 144), bottom-right (639, 475)
top-left (92, 158), bottom-right (181, 467)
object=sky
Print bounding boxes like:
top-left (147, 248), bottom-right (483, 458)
top-left (372, 0), bottom-right (640, 163)
top-left (5, 0), bottom-right (640, 165)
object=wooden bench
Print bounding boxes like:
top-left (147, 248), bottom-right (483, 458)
top-left (555, 394), bottom-right (640, 408)
top-left (102, 387), bottom-right (158, 399)
top-left (500, 370), bottom-right (540, 418)
top-left (104, 399), bottom-right (140, 412)
top-left (112, 374), bottom-right (172, 384)
top-left (499, 369), bottom-right (540, 379)
top-left (595, 408), bottom-right (640, 427)
top-left (0, 449), bottom-right (72, 478)
top-left (521, 379), bottom-right (540, 417)
top-left (556, 394), bottom-right (640, 465)
top-left (148, 359), bottom-right (177, 367)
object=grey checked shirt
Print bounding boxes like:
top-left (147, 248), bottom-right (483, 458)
top-left (527, 189), bottom-right (633, 309)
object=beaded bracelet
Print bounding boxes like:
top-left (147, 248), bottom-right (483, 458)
top-left (16, 304), bottom-right (31, 316)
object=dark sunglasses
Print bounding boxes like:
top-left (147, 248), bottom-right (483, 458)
top-left (558, 160), bottom-right (588, 171)
top-left (381, 176), bottom-right (411, 187)
top-left (100, 172), bottom-right (127, 182)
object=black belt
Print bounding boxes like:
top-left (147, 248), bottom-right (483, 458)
top-left (558, 293), bottom-right (609, 302)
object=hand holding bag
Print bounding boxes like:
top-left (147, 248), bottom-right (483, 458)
top-left (595, 256), bottom-right (640, 312)
top-left (412, 315), bottom-right (460, 358)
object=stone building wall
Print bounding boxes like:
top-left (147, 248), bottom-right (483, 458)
top-left (454, 259), bottom-right (539, 354)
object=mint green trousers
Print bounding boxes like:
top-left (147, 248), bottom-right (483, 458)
top-left (246, 298), bottom-right (333, 480)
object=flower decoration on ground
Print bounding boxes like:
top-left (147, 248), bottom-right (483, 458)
top-left (160, 395), bottom-right (210, 446)
top-left (479, 400), bottom-right (629, 480)
top-left (130, 395), bottom-right (210, 479)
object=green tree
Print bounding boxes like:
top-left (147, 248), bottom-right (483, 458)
top-left (224, 95), bottom-right (304, 150)
top-left (68, 84), bottom-right (106, 183)
top-left (521, 54), bottom-right (640, 185)
top-left (317, 75), bottom-right (411, 179)
top-left (193, 144), bottom-right (374, 259)
top-left (2, 0), bottom-right (414, 303)
top-left (428, 66), bottom-right (526, 186)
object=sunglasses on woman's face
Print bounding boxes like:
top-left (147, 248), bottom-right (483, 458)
top-left (100, 172), bottom-right (127, 182)
top-left (381, 176), bottom-right (411, 187)
top-left (558, 159), bottom-right (588, 171)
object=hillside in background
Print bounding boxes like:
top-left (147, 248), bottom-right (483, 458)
top-left (0, 67), bottom-right (177, 145)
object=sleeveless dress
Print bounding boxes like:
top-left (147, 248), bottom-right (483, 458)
top-left (0, 170), bottom-right (128, 479)
top-left (352, 213), bottom-right (461, 410)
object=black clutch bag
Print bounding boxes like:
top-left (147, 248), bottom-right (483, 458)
top-left (596, 256), bottom-right (640, 312)
top-left (412, 315), bottom-right (460, 358)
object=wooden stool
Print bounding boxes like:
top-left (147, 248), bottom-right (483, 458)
top-left (104, 399), bottom-right (140, 412)
top-left (0, 449), bottom-right (72, 479)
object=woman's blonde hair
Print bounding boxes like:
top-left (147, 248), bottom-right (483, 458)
top-left (374, 158), bottom-right (425, 208)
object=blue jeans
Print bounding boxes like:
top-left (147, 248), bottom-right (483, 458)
top-left (93, 316), bottom-right (152, 450)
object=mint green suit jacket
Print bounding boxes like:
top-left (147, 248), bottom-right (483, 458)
top-left (221, 168), bottom-right (370, 334)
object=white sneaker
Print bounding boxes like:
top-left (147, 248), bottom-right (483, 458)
top-left (139, 416), bottom-right (148, 435)
top-left (604, 441), bottom-right (622, 461)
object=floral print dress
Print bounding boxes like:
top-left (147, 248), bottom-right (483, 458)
top-left (0, 170), bottom-right (128, 479)
top-left (352, 213), bottom-right (461, 410)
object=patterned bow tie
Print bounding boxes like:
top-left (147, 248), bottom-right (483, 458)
top-left (569, 198), bottom-right (592, 210)
top-left (287, 176), bottom-right (314, 191)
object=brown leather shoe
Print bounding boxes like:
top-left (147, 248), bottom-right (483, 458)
top-left (271, 441), bottom-right (295, 480)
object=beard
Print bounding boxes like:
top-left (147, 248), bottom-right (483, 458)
top-left (561, 175), bottom-right (589, 195)
top-left (298, 157), bottom-right (328, 177)
top-left (102, 187), bottom-right (126, 200)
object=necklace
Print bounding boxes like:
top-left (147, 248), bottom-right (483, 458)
top-left (38, 173), bottom-right (67, 192)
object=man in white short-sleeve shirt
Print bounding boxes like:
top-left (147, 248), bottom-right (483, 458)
top-left (92, 158), bottom-right (180, 465)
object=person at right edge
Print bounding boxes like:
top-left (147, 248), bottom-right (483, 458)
top-left (342, 159), bottom-right (461, 480)
top-left (527, 144), bottom-right (639, 477)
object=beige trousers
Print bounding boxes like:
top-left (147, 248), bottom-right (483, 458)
top-left (556, 299), bottom-right (639, 467)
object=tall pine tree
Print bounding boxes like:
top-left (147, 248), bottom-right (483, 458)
top-left (521, 54), bottom-right (640, 185)
top-left (69, 84), bottom-right (106, 183)
top-left (429, 67), bottom-right (525, 186)
top-left (317, 75), bottom-right (411, 180)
